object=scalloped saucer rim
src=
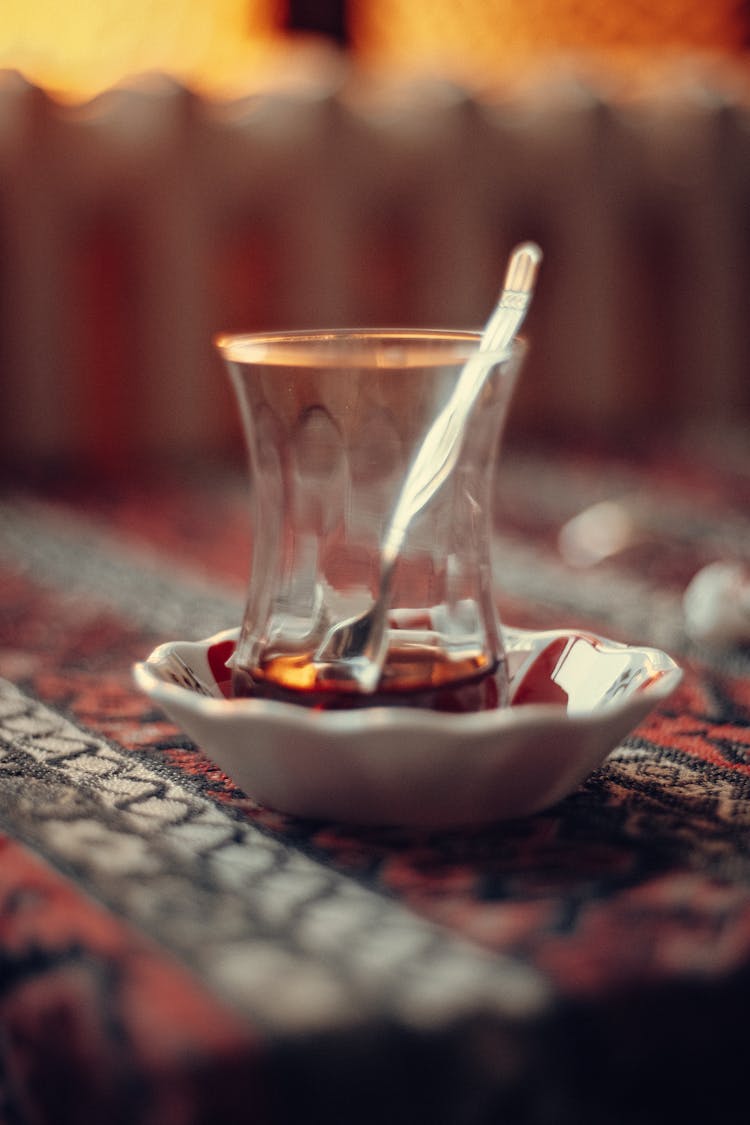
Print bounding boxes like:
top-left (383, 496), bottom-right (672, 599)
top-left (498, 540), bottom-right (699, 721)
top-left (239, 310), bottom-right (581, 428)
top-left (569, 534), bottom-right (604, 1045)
top-left (133, 625), bottom-right (682, 827)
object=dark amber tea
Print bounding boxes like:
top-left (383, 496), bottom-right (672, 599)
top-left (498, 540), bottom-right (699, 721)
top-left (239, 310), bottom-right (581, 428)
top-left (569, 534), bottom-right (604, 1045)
top-left (232, 643), bottom-right (504, 712)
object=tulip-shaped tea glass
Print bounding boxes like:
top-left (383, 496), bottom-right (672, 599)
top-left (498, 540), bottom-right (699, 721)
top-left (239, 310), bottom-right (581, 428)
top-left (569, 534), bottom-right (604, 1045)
top-left (216, 329), bottom-right (526, 711)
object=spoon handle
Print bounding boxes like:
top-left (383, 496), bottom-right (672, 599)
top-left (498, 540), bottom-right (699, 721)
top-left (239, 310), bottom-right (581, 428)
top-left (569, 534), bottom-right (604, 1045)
top-left (382, 242), bottom-right (542, 565)
top-left (484, 241), bottom-right (543, 351)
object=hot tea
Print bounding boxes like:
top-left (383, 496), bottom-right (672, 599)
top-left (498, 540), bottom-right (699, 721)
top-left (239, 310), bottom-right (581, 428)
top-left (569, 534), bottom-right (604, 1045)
top-left (232, 642), bottom-right (504, 712)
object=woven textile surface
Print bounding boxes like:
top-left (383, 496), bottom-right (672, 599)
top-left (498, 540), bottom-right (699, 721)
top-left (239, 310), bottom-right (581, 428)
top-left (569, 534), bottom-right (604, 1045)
top-left (1, 438), bottom-right (749, 1124)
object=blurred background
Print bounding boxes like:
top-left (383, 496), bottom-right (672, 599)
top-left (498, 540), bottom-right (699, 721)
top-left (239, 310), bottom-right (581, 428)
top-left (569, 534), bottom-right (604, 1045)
top-left (1, 1), bottom-right (750, 474)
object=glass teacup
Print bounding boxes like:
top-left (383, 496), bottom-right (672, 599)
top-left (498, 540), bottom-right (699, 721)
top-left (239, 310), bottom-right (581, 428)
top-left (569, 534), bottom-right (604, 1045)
top-left (216, 328), bottom-right (525, 711)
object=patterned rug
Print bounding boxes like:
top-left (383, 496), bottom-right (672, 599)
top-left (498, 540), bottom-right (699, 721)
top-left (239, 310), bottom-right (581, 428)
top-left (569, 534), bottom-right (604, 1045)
top-left (1, 437), bottom-right (749, 1124)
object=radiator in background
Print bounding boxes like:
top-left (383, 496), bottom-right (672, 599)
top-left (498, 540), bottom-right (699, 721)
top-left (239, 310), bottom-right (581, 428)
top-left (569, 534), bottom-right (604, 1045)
top-left (1, 58), bottom-right (749, 471)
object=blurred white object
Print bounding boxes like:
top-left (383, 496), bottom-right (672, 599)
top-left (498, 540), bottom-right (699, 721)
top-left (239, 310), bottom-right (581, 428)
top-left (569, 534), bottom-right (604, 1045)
top-left (558, 498), bottom-right (638, 567)
top-left (683, 561), bottom-right (750, 646)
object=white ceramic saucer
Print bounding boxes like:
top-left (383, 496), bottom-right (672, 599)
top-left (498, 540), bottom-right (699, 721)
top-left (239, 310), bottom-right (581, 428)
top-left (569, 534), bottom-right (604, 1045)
top-left (133, 626), bottom-right (682, 828)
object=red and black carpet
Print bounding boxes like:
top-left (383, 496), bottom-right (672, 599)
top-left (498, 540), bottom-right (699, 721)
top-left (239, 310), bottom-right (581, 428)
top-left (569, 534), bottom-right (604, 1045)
top-left (1, 439), bottom-right (749, 1124)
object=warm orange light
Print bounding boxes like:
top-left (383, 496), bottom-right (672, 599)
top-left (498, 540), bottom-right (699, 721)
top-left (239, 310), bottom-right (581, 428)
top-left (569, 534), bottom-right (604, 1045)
top-left (351, 0), bottom-right (748, 84)
top-left (0, 0), bottom-right (284, 101)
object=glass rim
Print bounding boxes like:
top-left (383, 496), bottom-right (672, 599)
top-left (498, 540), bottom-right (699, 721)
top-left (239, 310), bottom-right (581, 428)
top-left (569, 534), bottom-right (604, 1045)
top-left (214, 327), bottom-right (525, 368)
